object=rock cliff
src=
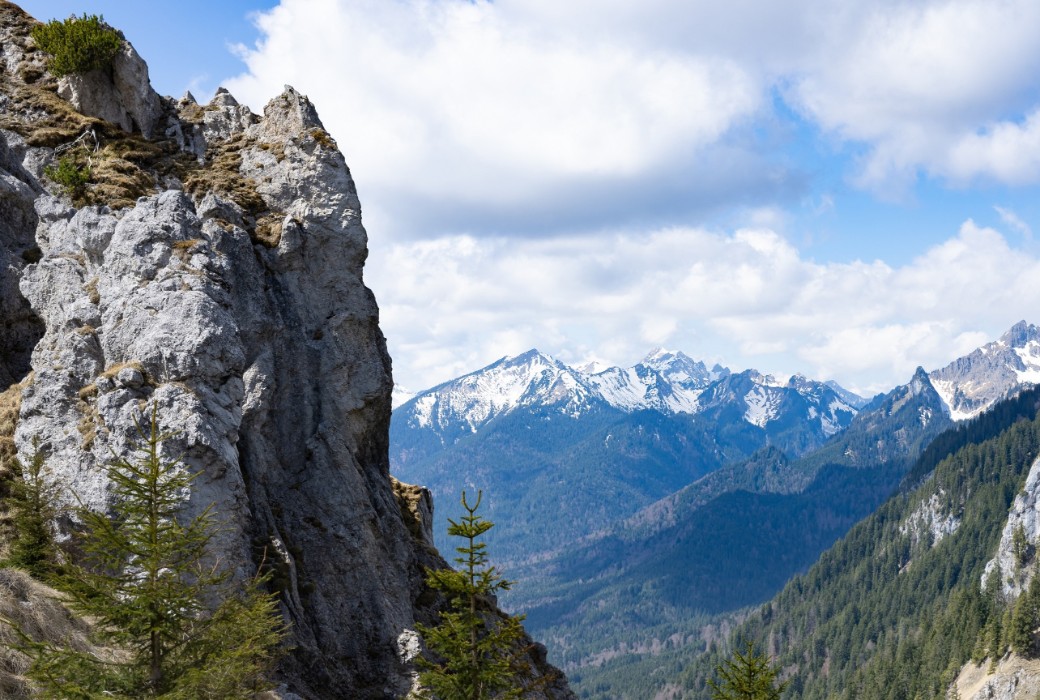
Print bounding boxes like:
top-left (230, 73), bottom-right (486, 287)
top-left (0, 3), bottom-right (571, 697)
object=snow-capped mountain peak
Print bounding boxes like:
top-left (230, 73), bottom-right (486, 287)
top-left (400, 348), bottom-right (869, 439)
top-left (409, 349), bottom-right (598, 433)
top-left (929, 321), bottom-right (1040, 421)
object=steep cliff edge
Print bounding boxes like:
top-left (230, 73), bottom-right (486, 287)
top-left (0, 3), bottom-right (571, 697)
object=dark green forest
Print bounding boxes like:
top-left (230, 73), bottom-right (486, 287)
top-left (680, 386), bottom-right (1040, 698)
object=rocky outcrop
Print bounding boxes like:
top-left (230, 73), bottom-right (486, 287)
top-left (0, 2), bottom-right (572, 697)
top-left (983, 454), bottom-right (1040, 599)
top-left (954, 655), bottom-right (1040, 700)
top-left (930, 321), bottom-right (1040, 421)
top-left (56, 36), bottom-right (163, 138)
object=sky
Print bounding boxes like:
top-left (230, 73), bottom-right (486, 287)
top-left (17, 0), bottom-right (1040, 397)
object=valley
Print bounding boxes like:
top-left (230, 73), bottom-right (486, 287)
top-left (391, 321), bottom-right (1040, 697)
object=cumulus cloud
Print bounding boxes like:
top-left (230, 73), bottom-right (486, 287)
top-left (785, 1), bottom-right (1040, 191)
top-left (225, 0), bottom-right (1040, 227)
top-left (371, 223), bottom-right (1040, 395)
top-left (219, 0), bottom-right (1040, 393)
top-left (226, 0), bottom-right (767, 238)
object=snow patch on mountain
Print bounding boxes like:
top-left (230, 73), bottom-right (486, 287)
top-left (930, 378), bottom-right (978, 422)
top-left (822, 399), bottom-right (856, 436)
top-left (744, 385), bottom-right (782, 427)
top-left (400, 347), bottom-right (868, 438)
top-left (929, 321), bottom-right (1040, 421)
top-left (392, 386), bottom-right (416, 410)
top-left (1015, 341), bottom-right (1040, 383)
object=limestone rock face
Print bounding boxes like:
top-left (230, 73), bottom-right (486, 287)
top-left (11, 89), bottom-right (423, 695)
top-left (0, 129), bottom-right (43, 388)
top-left (984, 454), bottom-right (1040, 598)
top-left (0, 2), bottom-right (573, 697)
top-left (56, 38), bottom-right (163, 138)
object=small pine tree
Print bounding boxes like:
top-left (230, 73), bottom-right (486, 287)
top-left (1012, 523), bottom-right (1031, 568)
top-left (416, 490), bottom-right (534, 700)
top-left (1010, 591), bottom-right (1033, 655)
top-left (5, 437), bottom-right (61, 578)
top-left (43, 156), bottom-right (91, 200)
top-left (20, 403), bottom-right (287, 698)
top-left (709, 639), bottom-right (789, 700)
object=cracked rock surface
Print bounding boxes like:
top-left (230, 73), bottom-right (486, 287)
top-left (0, 2), bottom-right (573, 697)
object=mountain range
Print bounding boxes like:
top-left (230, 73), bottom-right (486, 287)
top-left (391, 347), bottom-right (865, 564)
top-left (390, 320), bottom-right (1040, 696)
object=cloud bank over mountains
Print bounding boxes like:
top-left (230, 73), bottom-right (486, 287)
top-left (223, 0), bottom-right (1040, 393)
top-left (371, 222), bottom-right (1038, 396)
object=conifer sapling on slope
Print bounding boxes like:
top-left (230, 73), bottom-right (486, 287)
top-left (709, 640), bottom-right (789, 700)
top-left (416, 490), bottom-right (541, 699)
top-left (20, 403), bottom-right (287, 698)
top-left (5, 437), bottom-right (61, 579)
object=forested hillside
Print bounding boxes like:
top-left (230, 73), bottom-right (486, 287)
top-left (680, 385), bottom-right (1040, 699)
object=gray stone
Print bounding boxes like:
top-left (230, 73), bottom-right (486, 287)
top-left (0, 128), bottom-right (44, 390)
top-left (56, 39), bottom-right (163, 138)
top-left (0, 5), bottom-right (573, 697)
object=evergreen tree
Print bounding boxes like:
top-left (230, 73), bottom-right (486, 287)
top-left (20, 404), bottom-right (287, 698)
top-left (709, 640), bottom-right (789, 700)
top-left (5, 437), bottom-right (61, 578)
top-left (416, 490), bottom-right (534, 699)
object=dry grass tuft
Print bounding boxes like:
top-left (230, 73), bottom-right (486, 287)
top-left (309, 128), bottom-right (336, 149)
top-left (98, 360), bottom-right (144, 380)
top-left (0, 378), bottom-right (26, 474)
top-left (182, 133), bottom-right (264, 214)
top-left (170, 238), bottom-right (202, 263)
top-left (0, 568), bottom-right (117, 698)
top-left (256, 140), bottom-right (286, 162)
top-left (252, 214), bottom-right (283, 248)
top-left (0, 376), bottom-right (31, 558)
top-left (82, 276), bottom-right (99, 305)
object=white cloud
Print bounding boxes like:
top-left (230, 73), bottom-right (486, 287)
top-left (946, 111), bottom-right (1040, 185)
top-left (217, 0), bottom-right (1040, 393)
top-left (223, 0), bottom-right (1040, 228)
top-left (372, 222), bottom-right (1040, 395)
top-left (787, 1), bottom-right (1040, 190)
top-left (225, 0), bottom-right (763, 238)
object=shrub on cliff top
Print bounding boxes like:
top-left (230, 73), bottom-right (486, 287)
top-left (30, 14), bottom-right (122, 77)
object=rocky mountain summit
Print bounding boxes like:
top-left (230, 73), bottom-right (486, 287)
top-left (0, 3), bottom-right (571, 697)
top-left (930, 320), bottom-right (1040, 420)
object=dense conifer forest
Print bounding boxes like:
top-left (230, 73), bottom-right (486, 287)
top-left (682, 386), bottom-right (1040, 698)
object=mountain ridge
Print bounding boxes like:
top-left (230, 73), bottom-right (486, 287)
top-left (397, 347), bottom-right (862, 438)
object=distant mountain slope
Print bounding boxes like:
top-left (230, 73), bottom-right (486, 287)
top-left (395, 349), bottom-right (857, 446)
top-left (676, 385), bottom-right (1040, 700)
top-left (618, 367), bottom-right (950, 541)
top-left (390, 322), bottom-right (1040, 698)
top-left (510, 367), bottom-right (953, 687)
top-left (391, 349), bottom-right (862, 562)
